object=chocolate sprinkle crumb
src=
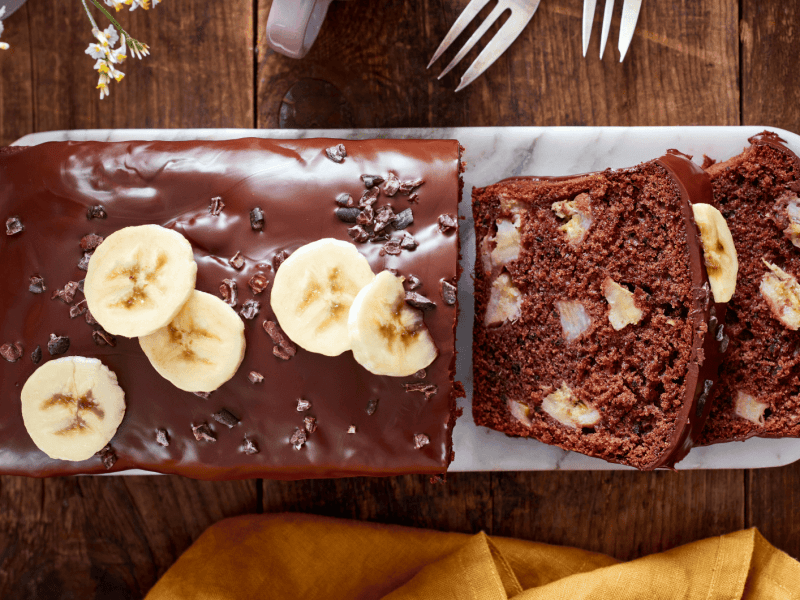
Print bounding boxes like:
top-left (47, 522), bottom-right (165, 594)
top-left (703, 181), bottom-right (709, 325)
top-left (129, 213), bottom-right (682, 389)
top-left (47, 334), bottom-right (70, 356)
top-left (250, 207), bottom-right (265, 231)
top-left (5, 216), bottom-right (24, 236)
top-left (383, 172), bottom-right (400, 197)
top-left (51, 281), bottom-right (79, 304)
top-left (229, 251), bottom-right (245, 270)
top-left (408, 193), bottom-right (420, 204)
top-left (239, 299), bottom-right (261, 320)
top-left (405, 292), bottom-right (436, 310)
top-left (248, 371), bottom-right (264, 384)
top-left (366, 398), bottom-right (378, 416)
top-left (243, 436), bottom-right (259, 455)
top-left (92, 329), bottom-right (116, 347)
top-left (29, 275), bottom-right (46, 294)
top-left (336, 207), bottom-right (361, 223)
top-left (361, 174), bottom-right (385, 188)
top-left (273, 250), bottom-right (290, 271)
top-left (325, 144), bottom-right (347, 163)
top-left (438, 213), bottom-right (457, 233)
top-left (414, 369), bottom-right (427, 379)
top-left (393, 208), bottom-right (414, 230)
top-left (193, 391), bottom-right (211, 399)
top-left (70, 300), bottom-right (88, 319)
top-left (156, 429), bottom-right (170, 447)
top-left (374, 206), bottom-right (396, 232)
top-left (87, 205), bottom-right (107, 220)
top-left (192, 423), bottom-right (217, 442)
top-left (380, 238), bottom-right (402, 256)
top-left (212, 409), bottom-right (240, 429)
top-left (80, 234), bottom-right (104, 250)
top-left (1, 342), bottom-right (22, 363)
top-left (296, 398), bottom-right (311, 412)
top-left (414, 433), bottom-right (430, 449)
top-left (209, 196), bottom-right (225, 216)
top-left (348, 225), bottom-right (370, 243)
top-left (356, 205), bottom-right (374, 226)
top-left (403, 383), bottom-right (438, 401)
top-left (335, 192), bottom-right (355, 207)
top-left (290, 428), bottom-right (307, 450)
top-left (77, 252), bottom-right (92, 271)
top-left (441, 280), bottom-right (457, 306)
top-left (399, 232), bottom-right (418, 251)
top-left (399, 178), bottom-right (424, 195)
top-left (248, 273), bottom-right (269, 295)
top-left (220, 279), bottom-right (238, 307)
top-left (263, 320), bottom-right (297, 360)
top-left (405, 274), bottom-right (422, 290)
top-left (359, 187), bottom-right (380, 208)
top-left (347, 425), bottom-right (356, 434)
top-left (304, 416), bottom-right (317, 433)
top-left (31, 345), bottom-right (42, 364)
top-left (96, 444), bottom-right (117, 469)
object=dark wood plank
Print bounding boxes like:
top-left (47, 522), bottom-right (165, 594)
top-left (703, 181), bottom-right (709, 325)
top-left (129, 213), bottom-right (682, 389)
top-left (0, 476), bottom-right (257, 598)
top-left (741, 0), bottom-right (800, 561)
top-left (0, 3), bottom-right (34, 145)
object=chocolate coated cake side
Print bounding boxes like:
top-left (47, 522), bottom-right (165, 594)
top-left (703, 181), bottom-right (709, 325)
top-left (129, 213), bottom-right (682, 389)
top-left (472, 154), bottom-right (725, 470)
top-left (0, 138), bottom-right (461, 479)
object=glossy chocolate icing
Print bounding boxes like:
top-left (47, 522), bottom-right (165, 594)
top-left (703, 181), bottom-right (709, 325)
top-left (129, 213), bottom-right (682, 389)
top-left (0, 138), bottom-right (461, 479)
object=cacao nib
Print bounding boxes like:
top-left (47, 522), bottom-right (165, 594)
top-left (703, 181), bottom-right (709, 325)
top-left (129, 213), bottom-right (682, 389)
top-left (438, 213), bottom-right (457, 233)
top-left (296, 398), bottom-right (311, 411)
top-left (414, 369), bottom-right (427, 379)
top-left (393, 208), bottom-right (414, 230)
top-left (403, 383), bottom-right (438, 400)
top-left (405, 292), bottom-right (436, 310)
top-left (273, 346), bottom-right (295, 361)
top-left (0, 342), bottom-right (22, 363)
top-left (243, 436), bottom-right (259, 455)
top-left (336, 207), bottom-right (361, 223)
top-left (220, 279), bottom-right (238, 307)
top-left (399, 178), bottom-right (424, 195)
top-left (290, 428), bottom-right (307, 450)
top-left (193, 392), bottom-right (211, 399)
top-left (52, 281), bottom-right (79, 304)
top-left (361, 174), bottom-right (385, 188)
top-left (96, 444), bottom-right (117, 469)
top-left (273, 249), bottom-right (290, 271)
top-left (212, 409), bottom-right (240, 428)
top-left (383, 172), bottom-right (400, 196)
top-left (31, 345), bottom-right (42, 364)
top-left (380, 238), bottom-right (402, 256)
top-left (263, 320), bottom-right (297, 360)
top-left (47, 333), bottom-right (70, 356)
top-left (70, 300), bottom-right (88, 318)
top-left (192, 423), bottom-right (217, 442)
top-left (365, 398), bottom-right (378, 416)
top-left (239, 299), bottom-right (261, 320)
top-left (5, 216), bottom-right (24, 236)
top-left (77, 252), bottom-right (92, 271)
top-left (92, 329), bottom-right (116, 347)
top-left (156, 429), bottom-right (170, 447)
top-left (250, 207), bottom-right (265, 231)
top-left (356, 205), bottom-right (374, 226)
top-left (335, 192), bottom-right (355, 207)
top-left (304, 416), bottom-right (317, 433)
top-left (87, 205), bottom-right (107, 219)
top-left (348, 225), bottom-right (370, 243)
top-left (248, 371), bottom-right (264, 384)
top-left (373, 206), bottom-right (396, 232)
top-left (29, 275), bottom-right (46, 294)
top-left (80, 234), bottom-right (104, 250)
top-left (325, 144), bottom-right (347, 163)
top-left (441, 280), bottom-right (457, 306)
top-left (414, 433), bottom-right (430, 449)
top-left (85, 310), bottom-right (98, 326)
top-left (408, 193), bottom-right (420, 204)
top-left (248, 273), bottom-right (269, 294)
top-left (405, 274), bottom-right (422, 290)
top-left (359, 187), bottom-right (380, 208)
top-left (209, 196), bottom-right (225, 216)
top-left (77, 279), bottom-right (85, 294)
top-left (399, 232), bottom-right (418, 250)
top-left (229, 251), bottom-right (245, 270)
top-left (347, 425), bottom-right (356, 434)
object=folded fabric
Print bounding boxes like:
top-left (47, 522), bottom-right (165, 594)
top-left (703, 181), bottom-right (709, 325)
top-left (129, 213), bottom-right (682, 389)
top-left (145, 513), bottom-right (800, 600)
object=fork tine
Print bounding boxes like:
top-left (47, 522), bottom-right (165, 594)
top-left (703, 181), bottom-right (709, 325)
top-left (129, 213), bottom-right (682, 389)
top-left (582, 0), bottom-right (598, 57)
top-left (437, 3), bottom-right (508, 80)
top-left (599, 0), bottom-right (615, 58)
top-left (427, 0), bottom-right (493, 69)
top-left (618, 0), bottom-right (643, 62)
top-left (455, 4), bottom-right (542, 92)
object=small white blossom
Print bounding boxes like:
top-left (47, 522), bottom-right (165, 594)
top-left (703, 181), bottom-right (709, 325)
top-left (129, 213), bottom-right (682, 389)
top-left (0, 6), bottom-right (8, 50)
top-left (97, 72), bottom-right (111, 99)
top-left (103, 0), bottom-right (126, 11)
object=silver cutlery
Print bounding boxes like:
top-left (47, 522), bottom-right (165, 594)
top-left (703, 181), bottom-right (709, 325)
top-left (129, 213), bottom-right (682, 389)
top-left (582, 0), bottom-right (643, 61)
top-left (428, 0), bottom-right (543, 92)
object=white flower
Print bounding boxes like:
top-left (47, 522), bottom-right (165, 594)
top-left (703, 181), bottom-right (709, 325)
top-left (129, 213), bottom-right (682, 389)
top-left (103, 0), bottom-right (126, 11)
top-left (97, 72), bottom-right (111, 99)
top-left (110, 34), bottom-right (128, 63)
top-left (107, 63), bottom-right (125, 82)
top-left (0, 6), bottom-right (8, 50)
top-left (85, 42), bottom-right (107, 60)
top-left (102, 24), bottom-right (119, 47)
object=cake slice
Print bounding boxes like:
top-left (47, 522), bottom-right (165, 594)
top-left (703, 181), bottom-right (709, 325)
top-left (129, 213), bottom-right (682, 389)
top-left (699, 132), bottom-right (800, 444)
top-left (472, 152), bottom-right (733, 470)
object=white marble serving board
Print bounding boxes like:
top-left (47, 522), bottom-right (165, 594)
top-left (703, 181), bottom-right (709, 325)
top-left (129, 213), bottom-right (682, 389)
top-left (14, 126), bottom-right (800, 472)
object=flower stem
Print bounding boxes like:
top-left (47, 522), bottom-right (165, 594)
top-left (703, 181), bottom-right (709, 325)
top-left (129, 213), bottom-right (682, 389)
top-left (87, 0), bottom-right (131, 38)
top-left (85, 0), bottom-right (148, 54)
top-left (81, 0), bottom-right (99, 30)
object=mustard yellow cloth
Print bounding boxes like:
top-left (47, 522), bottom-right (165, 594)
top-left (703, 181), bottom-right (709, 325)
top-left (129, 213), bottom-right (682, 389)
top-left (145, 513), bottom-right (800, 599)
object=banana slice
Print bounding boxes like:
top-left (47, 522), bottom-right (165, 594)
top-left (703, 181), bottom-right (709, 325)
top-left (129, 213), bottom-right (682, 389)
top-left (691, 204), bottom-right (738, 303)
top-left (139, 290), bottom-right (245, 393)
top-left (271, 239), bottom-right (375, 356)
top-left (20, 357), bottom-right (126, 462)
top-left (85, 224), bottom-right (198, 338)
top-left (348, 270), bottom-right (438, 377)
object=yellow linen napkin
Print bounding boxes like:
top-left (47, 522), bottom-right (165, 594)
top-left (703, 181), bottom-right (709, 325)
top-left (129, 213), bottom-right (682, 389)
top-left (145, 513), bottom-right (800, 599)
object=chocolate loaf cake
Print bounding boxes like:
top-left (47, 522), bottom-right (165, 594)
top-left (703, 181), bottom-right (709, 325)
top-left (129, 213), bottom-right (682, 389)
top-left (472, 152), bottom-right (732, 470)
top-left (0, 138), bottom-right (462, 479)
top-left (699, 132), bottom-right (800, 444)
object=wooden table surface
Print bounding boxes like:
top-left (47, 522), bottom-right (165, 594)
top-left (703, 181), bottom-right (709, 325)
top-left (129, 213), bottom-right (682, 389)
top-left (1, 0), bottom-right (799, 596)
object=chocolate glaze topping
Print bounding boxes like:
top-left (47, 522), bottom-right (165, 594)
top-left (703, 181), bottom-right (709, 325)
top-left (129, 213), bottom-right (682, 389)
top-left (0, 138), bottom-right (461, 479)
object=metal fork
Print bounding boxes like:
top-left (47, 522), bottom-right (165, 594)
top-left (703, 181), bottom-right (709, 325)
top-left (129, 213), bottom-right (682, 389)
top-left (428, 0), bottom-right (543, 92)
top-left (582, 0), bottom-right (643, 61)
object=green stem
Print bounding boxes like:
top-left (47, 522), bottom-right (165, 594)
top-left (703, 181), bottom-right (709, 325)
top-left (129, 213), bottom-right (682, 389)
top-left (81, 0), bottom-right (99, 30)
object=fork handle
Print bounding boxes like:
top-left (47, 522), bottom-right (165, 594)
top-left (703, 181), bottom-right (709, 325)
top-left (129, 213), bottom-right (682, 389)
top-left (265, 0), bottom-right (336, 59)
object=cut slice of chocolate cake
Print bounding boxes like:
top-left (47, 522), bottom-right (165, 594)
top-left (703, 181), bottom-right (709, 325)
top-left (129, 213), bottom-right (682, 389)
top-left (472, 152), bottom-right (734, 470)
top-left (699, 132), bottom-right (800, 445)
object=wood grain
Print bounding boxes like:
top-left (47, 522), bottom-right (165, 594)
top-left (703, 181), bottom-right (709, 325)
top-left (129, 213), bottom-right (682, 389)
top-left (0, 3), bottom-right (34, 146)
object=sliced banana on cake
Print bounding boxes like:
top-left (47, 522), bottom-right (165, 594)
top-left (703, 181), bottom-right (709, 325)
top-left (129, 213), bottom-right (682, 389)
top-left (85, 224), bottom-right (198, 338)
top-left (348, 270), bottom-right (438, 377)
top-left (691, 204), bottom-right (738, 303)
top-left (139, 290), bottom-right (245, 392)
top-left (270, 239), bottom-right (375, 356)
top-left (21, 357), bottom-right (126, 462)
